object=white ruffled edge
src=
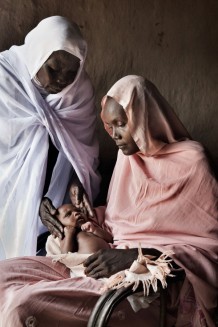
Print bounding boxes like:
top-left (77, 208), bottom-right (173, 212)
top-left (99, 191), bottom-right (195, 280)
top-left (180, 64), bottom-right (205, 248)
top-left (101, 247), bottom-right (174, 296)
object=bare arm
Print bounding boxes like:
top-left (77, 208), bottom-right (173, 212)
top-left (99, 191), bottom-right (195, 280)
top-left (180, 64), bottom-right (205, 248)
top-left (81, 222), bottom-right (113, 243)
top-left (92, 226), bottom-right (113, 243)
top-left (59, 227), bottom-right (77, 254)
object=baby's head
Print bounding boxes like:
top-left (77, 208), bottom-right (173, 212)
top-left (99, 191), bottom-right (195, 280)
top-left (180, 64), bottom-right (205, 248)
top-left (56, 203), bottom-right (87, 228)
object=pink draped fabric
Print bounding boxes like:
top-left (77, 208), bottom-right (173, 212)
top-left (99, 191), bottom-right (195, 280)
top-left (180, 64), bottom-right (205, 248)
top-left (102, 141), bottom-right (218, 326)
top-left (100, 76), bottom-right (218, 326)
top-left (0, 257), bottom-right (177, 326)
top-left (0, 76), bottom-right (217, 326)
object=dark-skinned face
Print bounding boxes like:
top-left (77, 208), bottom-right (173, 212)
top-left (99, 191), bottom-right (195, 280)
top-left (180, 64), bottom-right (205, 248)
top-left (36, 50), bottom-right (80, 94)
top-left (101, 98), bottom-right (139, 156)
top-left (56, 204), bottom-right (87, 228)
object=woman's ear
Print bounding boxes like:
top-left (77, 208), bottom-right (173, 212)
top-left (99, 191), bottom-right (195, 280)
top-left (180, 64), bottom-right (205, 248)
top-left (101, 95), bottom-right (107, 109)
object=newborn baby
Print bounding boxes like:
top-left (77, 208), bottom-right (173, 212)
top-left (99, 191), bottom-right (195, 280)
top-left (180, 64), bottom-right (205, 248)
top-left (54, 203), bottom-right (112, 254)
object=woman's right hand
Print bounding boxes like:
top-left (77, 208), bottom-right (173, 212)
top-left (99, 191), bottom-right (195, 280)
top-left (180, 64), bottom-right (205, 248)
top-left (83, 248), bottom-right (138, 278)
top-left (39, 197), bottom-right (64, 239)
top-left (83, 248), bottom-right (162, 279)
top-left (69, 175), bottom-right (95, 219)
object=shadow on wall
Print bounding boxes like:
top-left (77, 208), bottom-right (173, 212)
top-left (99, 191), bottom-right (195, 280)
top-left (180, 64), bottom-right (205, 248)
top-left (94, 154), bottom-right (117, 207)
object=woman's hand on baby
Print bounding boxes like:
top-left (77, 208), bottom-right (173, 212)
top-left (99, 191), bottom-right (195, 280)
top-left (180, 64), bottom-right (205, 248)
top-left (81, 222), bottom-right (95, 233)
top-left (39, 197), bottom-right (64, 239)
top-left (69, 175), bottom-right (95, 219)
top-left (83, 248), bottom-right (138, 279)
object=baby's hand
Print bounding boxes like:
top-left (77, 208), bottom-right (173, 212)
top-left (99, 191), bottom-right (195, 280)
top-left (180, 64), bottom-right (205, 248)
top-left (81, 221), bottom-right (96, 233)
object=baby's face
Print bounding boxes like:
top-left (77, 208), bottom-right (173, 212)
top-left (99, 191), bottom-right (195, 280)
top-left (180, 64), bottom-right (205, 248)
top-left (56, 204), bottom-right (87, 228)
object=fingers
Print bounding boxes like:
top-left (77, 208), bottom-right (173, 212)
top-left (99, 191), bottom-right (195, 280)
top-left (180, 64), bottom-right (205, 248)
top-left (84, 262), bottom-right (101, 277)
top-left (83, 250), bottom-right (111, 278)
top-left (40, 198), bottom-right (63, 237)
top-left (83, 251), bottom-right (99, 268)
top-left (79, 202), bottom-right (88, 216)
top-left (84, 255), bottom-right (104, 276)
top-left (81, 222), bottom-right (89, 231)
top-left (48, 203), bottom-right (57, 216)
top-left (70, 180), bottom-right (95, 237)
top-left (50, 216), bottom-right (64, 231)
top-left (84, 256), bottom-right (107, 279)
top-left (72, 186), bottom-right (81, 207)
top-left (86, 267), bottom-right (103, 279)
top-left (70, 178), bottom-right (94, 219)
top-left (45, 213), bottom-right (64, 234)
top-left (70, 179), bottom-right (83, 207)
top-left (81, 222), bottom-right (93, 233)
top-left (47, 222), bottom-right (63, 239)
top-left (83, 193), bottom-right (94, 218)
top-left (43, 197), bottom-right (57, 215)
top-left (40, 198), bottom-right (66, 240)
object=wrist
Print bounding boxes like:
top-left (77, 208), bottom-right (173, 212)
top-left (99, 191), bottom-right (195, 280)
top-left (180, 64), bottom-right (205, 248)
top-left (64, 226), bottom-right (77, 236)
top-left (141, 248), bottom-right (161, 258)
top-left (129, 248), bottom-right (161, 260)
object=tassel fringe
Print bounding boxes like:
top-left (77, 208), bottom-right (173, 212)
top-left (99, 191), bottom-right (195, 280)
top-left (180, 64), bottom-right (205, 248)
top-left (101, 247), bottom-right (174, 296)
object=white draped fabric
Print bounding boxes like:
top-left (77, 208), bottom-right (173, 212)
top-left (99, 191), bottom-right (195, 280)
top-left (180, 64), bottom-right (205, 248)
top-left (0, 16), bottom-right (100, 259)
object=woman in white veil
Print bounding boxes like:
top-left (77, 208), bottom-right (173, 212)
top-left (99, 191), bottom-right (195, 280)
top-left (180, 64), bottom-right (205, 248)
top-left (0, 16), bottom-right (100, 259)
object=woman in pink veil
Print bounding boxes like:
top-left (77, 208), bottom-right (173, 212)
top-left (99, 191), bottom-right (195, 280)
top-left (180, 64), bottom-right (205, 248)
top-left (0, 75), bottom-right (217, 327)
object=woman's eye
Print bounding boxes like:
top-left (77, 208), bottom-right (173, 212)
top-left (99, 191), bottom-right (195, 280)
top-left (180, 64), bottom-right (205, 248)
top-left (117, 122), bottom-right (125, 127)
top-left (104, 123), bottom-right (112, 130)
top-left (47, 66), bottom-right (57, 74)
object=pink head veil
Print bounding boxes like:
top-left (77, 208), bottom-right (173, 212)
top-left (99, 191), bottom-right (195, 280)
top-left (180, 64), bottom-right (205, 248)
top-left (101, 75), bottom-right (190, 155)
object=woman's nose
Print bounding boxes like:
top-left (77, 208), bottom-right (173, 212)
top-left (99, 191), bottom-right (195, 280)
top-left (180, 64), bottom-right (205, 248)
top-left (112, 127), bottom-right (120, 140)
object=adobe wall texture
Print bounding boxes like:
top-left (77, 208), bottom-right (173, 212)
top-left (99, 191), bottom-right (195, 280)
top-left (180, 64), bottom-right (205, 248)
top-left (0, 0), bottom-right (217, 174)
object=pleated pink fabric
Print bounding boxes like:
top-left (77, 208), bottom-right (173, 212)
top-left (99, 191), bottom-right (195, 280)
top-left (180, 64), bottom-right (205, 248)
top-left (0, 76), bottom-right (217, 326)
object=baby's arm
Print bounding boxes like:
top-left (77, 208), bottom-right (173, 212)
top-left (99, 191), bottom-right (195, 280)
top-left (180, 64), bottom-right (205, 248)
top-left (60, 227), bottom-right (77, 253)
top-left (81, 222), bottom-right (113, 243)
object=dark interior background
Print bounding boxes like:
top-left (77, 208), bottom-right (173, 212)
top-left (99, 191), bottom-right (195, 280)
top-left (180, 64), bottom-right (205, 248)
top-left (1, 0), bottom-right (217, 201)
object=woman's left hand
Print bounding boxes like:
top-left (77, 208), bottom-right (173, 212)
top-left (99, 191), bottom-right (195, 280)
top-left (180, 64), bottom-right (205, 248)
top-left (69, 175), bottom-right (95, 218)
top-left (83, 248), bottom-right (138, 279)
top-left (39, 197), bottom-right (64, 239)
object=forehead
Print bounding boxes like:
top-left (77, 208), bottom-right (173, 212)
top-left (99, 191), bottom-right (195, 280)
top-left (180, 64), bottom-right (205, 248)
top-left (58, 204), bottom-right (74, 214)
top-left (46, 50), bottom-right (80, 70)
top-left (102, 98), bottom-right (127, 122)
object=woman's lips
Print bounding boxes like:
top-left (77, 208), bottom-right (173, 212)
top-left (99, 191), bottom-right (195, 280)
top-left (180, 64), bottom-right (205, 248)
top-left (117, 143), bottom-right (126, 149)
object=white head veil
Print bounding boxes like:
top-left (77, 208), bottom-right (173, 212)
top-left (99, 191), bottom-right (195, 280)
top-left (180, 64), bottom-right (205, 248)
top-left (17, 15), bottom-right (87, 79)
top-left (0, 16), bottom-right (100, 259)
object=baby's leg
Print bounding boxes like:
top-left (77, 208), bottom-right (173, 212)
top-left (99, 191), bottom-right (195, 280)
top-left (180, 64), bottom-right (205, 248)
top-left (77, 231), bottom-right (110, 254)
